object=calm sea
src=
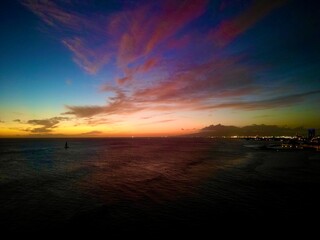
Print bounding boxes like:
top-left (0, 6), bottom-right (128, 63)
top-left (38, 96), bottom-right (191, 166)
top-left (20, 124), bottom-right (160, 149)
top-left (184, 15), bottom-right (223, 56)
top-left (0, 138), bottom-right (320, 234)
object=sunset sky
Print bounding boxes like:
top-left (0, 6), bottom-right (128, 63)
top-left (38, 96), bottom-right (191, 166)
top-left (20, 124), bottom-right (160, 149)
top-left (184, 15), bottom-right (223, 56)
top-left (0, 0), bottom-right (319, 137)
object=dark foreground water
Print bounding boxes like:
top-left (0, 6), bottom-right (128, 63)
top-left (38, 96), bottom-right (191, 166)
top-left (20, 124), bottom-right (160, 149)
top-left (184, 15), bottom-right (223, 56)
top-left (1, 138), bottom-right (320, 235)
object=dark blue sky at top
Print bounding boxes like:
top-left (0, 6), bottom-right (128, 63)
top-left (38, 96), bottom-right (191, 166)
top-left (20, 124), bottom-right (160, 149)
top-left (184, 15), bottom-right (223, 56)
top-left (1, 0), bottom-right (319, 87)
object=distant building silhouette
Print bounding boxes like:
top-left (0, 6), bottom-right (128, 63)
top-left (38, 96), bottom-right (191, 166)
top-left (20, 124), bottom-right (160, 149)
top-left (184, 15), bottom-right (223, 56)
top-left (308, 128), bottom-right (316, 139)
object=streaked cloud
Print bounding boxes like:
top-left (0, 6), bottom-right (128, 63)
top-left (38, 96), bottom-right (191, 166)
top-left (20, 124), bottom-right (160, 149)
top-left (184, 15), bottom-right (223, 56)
top-left (141, 119), bottom-right (175, 126)
top-left (152, 119), bottom-right (175, 123)
top-left (22, 0), bottom-right (111, 74)
top-left (84, 116), bottom-right (122, 126)
top-left (63, 105), bottom-right (105, 118)
top-left (22, 0), bottom-right (319, 131)
top-left (196, 124), bottom-right (318, 137)
top-left (25, 117), bottom-right (69, 133)
top-left (195, 90), bottom-right (320, 111)
top-left (22, 0), bottom-right (208, 77)
top-left (64, 87), bottom-right (320, 121)
top-left (64, 87), bottom-right (143, 117)
top-left (62, 37), bottom-right (111, 74)
top-left (210, 0), bottom-right (287, 46)
top-left (79, 130), bottom-right (103, 136)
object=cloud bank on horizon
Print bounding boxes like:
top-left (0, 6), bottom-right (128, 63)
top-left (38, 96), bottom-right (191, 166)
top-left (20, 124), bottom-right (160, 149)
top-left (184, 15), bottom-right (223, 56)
top-left (1, 0), bottom-right (320, 136)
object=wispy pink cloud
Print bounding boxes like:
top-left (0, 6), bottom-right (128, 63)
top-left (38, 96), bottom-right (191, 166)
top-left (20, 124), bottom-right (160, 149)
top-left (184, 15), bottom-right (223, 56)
top-left (195, 90), bottom-right (320, 111)
top-left (64, 86), bottom-right (143, 117)
top-left (139, 58), bottom-right (158, 73)
top-left (85, 117), bottom-right (122, 126)
top-left (116, 76), bottom-right (132, 85)
top-left (24, 0), bottom-right (303, 124)
top-left (23, 0), bottom-right (111, 74)
top-left (23, 0), bottom-right (207, 77)
top-left (132, 56), bottom-right (259, 104)
top-left (143, 0), bottom-right (208, 55)
top-left (22, 0), bottom-right (83, 29)
top-left (209, 0), bottom-right (287, 46)
top-left (62, 37), bottom-right (111, 74)
top-left (138, 119), bottom-right (176, 126)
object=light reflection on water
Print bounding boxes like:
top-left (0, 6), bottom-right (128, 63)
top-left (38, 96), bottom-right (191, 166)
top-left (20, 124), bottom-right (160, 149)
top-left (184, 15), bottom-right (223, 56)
top-left (78, 138), bottom-right (245, 204)
top-left (1, 138), bottom-right (319, 232)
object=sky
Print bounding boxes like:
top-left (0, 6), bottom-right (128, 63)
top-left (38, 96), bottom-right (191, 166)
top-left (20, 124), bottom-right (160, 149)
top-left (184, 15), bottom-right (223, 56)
top-left (0, 0), bottom-right (319, 137)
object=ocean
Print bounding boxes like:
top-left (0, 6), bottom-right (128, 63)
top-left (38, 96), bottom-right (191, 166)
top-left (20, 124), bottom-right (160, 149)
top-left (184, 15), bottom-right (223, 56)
top-left (1, 138), bottom-right (320, 235)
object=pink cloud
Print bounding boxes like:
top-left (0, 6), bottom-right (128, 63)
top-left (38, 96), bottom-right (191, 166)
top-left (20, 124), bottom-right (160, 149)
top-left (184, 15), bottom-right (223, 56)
top-left (139, 58), bottom-right (158, 73)
top-left (131, 56), bottom-right (258, 104)
top-left (65, 86), bottom-right (144, 117)
top-left (195, 90), bottom-right (320, 111)
top-left (62, 37), bottom-right (111, 74)
top-left (116, 76), bottom-right (132, 85)
top-left (210, 0), bottom-right (287, 46)
top-left (22, 0), bottom-right (82, 29)
top-left (112, 5), bottom-right (156, 69)
top-left (24, 0), bottom-right (306, 123)
top-left (143, 0), bottom-right (208, 55)
top-left (23, 0), bottom-right (285, 79)
top-left (62, 88), bottom-right (320, 121)
top-left (115, 56), bottom-right (161, 86)
top-left (23, 0), bottom-right (111, 74)
top-left (140, 119), bottom-right (176, 126)
top-left (23, 0), bottom-right (208, 78)
top-left (166, 34), bottom-right (192, 51)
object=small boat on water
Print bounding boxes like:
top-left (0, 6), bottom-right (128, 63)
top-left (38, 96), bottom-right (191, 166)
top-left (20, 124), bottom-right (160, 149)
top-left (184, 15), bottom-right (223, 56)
top-left (65, 141), bottom-right (69, 149)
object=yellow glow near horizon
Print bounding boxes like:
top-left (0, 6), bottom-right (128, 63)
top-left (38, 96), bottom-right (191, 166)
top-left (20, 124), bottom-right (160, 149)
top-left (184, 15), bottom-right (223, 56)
top-left (1, 103), bottom-right (319, 138)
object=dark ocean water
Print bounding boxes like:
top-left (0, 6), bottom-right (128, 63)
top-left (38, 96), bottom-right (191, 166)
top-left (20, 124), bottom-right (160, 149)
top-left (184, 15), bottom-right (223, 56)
top-left (1, 138), bottom-right (320, 235)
